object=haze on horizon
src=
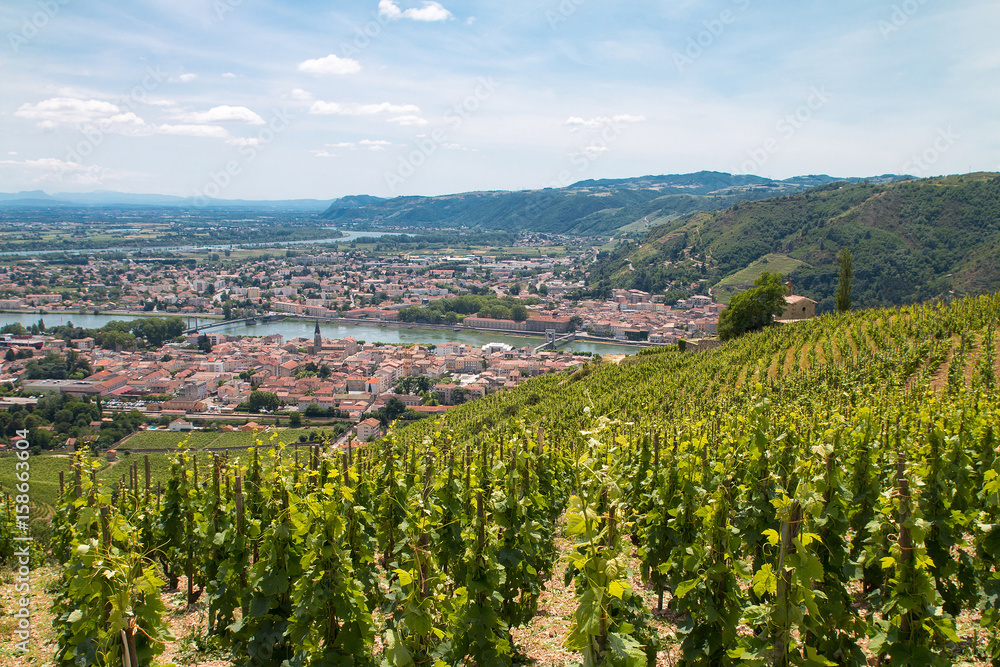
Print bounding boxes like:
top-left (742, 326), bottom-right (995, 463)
top-left (0, 0), bottom-right (997, 201)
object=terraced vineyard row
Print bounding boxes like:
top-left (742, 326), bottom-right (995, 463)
top-left (30, 294), bottom-right (1000, 666)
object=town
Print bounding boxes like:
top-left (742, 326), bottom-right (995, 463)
top-left (0, 240), bottom-right (812, 444)
top-left (0, 242), bottom-right (732, 335)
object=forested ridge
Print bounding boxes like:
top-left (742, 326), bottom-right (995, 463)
top-left (591, 173), bottom-right (1000, 312)
top-left (320, 171), bottom-right (888, 236)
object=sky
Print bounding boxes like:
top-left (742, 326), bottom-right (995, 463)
top-left (0, 0), bottom-right (998, 200)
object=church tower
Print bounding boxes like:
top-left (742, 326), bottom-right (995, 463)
top-left (314, 320), bottom-right (322, 354)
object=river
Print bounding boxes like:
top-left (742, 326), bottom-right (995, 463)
top-left (0, 312), bottom-right (643, 356)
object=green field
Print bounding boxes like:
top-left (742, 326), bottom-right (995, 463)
top-left (712, 253), bottom-right (809, 303)
top-left (0, 428), bottom-right (312, 511)
top-left (118, 430), bottom-right (226, 450)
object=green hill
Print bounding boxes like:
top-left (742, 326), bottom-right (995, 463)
top-left (321, 171), bottom-right (899, 237)
top-left (590, 173), bottom-right (1000, 311)
top-left (392, 292), bottom-right (1000, 449)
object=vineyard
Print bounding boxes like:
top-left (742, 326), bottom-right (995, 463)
top-left (2, 293), bottom-right (1000, 666)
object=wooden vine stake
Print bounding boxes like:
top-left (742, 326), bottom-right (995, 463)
top-left (100, 506), bottom-right (111, 549)
top-left (120, 626), bottom-right (139, 667)
top-left (652, 431), bottom-right (660, 472)
top-left (775, 500), bottom-right (802, 667)
top-left (476, 490), bottom-right (485, 549)
top-left (599, 487), bottom-right (610, 656)
top-left (896, 452), bottom-right (913, 642)
top-left (212, 456), bottom-right (221, 531)
top-left (235, 473), bottom-right (247, 618)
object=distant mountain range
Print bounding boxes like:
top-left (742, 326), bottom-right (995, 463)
top-left (0, 190), bottom-right (333, 211)
top-left (0, 172), bottom-right (908, 230)
top-left (321, 171), bottom-right (906, 236)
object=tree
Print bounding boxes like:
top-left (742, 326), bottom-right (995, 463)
top-left (248, 390), bottom-right (280, 413)
top-left (836, 248), bottom-right (853, 313)
top-left (717, 271), bottom-right (788, 341)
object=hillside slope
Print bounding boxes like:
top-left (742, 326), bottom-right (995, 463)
top-left (592, 173), bottom-right (1000, 311)
top-left (321, 171), bottom-right (899, 236)
top-left (391, 293), bottom-right (1000, 448)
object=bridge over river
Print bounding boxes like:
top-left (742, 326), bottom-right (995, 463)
top-left (183, 314), bottom-right (283, 335)
top-left (532, 330), bottom-right (577, 354)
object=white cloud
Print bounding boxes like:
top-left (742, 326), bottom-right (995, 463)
top-left (297, 54), bottom-right (362, 75)
top-left (312, 138), bottom-right (393, 157)
top-left (378, 0), bottom-right (402, 19)
top-left (379, 0), bottom-right (452, 22)
top-left (143, 98), bottom-right (182, 109)
top-left (174, 105), bottom-right (266, 125)
top-left (15, 98), bottom-right (148, 135)
top-left (102, 112), bottom-right (148, 134)
top-left (579, 145), bottom-right (610, 158)
top-left (564, 114), bottom-right (647, 132)
top-left (15, 98), bottom-right (234, 140)
top-left (222, 72), bottom-right (237, 78)
top-left (16, 98), bottom-right (122, 126)
top-left (356, 102), bottom-right (421, 115)
top-left (170, 73), bottom-right (197, 83)
top-left (388, 114), bottom-right (428, 126)
top-left (0, 158), bottom-right (114, 186)
top-left (227, 137), bottom-right (261, 147)
top-left (309, 101), bottom-right (422, 119)
top-left (290, 88), bottom-right (314, 102)
top-left (325, 139), bottom-right (393, 151)
top-left (155, 124), bottom-right (230, 138)
top-left (309, 101), bottom-right (345, 115)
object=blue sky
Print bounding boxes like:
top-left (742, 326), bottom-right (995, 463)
top-left (1, 0), bottom-right (997, 199)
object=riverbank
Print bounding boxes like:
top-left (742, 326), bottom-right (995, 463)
top-left (0, 311), bottom-right (649, 356)
top-left (283, 315), bottom-right (660, 349)
top-left (0, 309), bottom-right (222, 320)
